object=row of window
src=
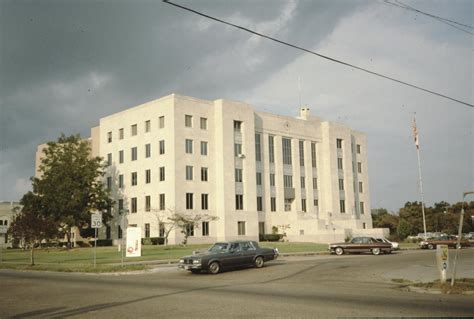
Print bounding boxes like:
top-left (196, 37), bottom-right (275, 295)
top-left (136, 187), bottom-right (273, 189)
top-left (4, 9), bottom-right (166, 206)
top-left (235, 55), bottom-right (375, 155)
top-left (139, 220), bottom-right (246, 238)
top-left (234, 169), bottom-right (319, 190)
top-left (337, 179), bottom-right (364, 193)
top-left (336, 138), bottom-right (362, 154)
top-left (107, 115), bottom-right (210, 143)
top-left (339, 200), bottom-right (365, 214)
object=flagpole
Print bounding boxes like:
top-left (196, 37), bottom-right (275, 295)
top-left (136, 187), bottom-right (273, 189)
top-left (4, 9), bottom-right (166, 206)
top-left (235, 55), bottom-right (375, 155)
top-left (413, 113), bottom-right (427, 240)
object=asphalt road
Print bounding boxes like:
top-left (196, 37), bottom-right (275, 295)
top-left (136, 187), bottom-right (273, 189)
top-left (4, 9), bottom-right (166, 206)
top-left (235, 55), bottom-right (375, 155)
top-left (1, 249), bottom-right (473, 318)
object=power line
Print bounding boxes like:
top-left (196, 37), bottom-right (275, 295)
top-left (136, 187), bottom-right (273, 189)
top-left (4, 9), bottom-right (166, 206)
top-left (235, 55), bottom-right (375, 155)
top-left (163, 0), bottom-right (473, 108)
top-left (384, 0), bottom-right (474, 35)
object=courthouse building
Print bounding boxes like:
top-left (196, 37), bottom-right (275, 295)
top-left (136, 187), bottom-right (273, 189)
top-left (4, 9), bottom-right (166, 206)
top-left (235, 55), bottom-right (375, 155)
top-left (36, 94), bottom-right (387, 245)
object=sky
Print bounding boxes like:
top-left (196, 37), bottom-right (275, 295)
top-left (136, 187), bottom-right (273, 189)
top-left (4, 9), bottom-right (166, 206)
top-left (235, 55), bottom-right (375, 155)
top-left (1, 0), bottom-right (472, 212)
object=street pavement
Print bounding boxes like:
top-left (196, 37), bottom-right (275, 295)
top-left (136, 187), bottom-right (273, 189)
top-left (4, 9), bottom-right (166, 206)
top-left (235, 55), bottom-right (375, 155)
top-left (0, 249), bottom-right (473, 318)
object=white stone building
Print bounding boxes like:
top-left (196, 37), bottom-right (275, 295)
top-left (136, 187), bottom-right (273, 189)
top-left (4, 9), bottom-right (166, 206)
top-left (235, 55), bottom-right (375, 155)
top-left (37, 93), bottom-right (387, 245)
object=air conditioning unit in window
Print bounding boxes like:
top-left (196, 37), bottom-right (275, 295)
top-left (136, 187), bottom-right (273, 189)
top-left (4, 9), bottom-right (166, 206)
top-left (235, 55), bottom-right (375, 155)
top-left (237, 154), bottom-right (246, 159)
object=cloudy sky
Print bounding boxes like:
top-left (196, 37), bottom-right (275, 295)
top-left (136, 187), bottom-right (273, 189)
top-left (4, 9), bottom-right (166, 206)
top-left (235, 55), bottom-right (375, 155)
top-left (1, 0), bottom-right (472, 211)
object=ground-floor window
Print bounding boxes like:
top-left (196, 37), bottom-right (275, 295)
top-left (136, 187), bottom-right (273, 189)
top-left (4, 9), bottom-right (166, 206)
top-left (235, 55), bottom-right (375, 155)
top-left (202, 221), bottom-right (209, 236)
top-left (238, 221), bottom-right (246, 235)
top-left (258, 222), bottom-right (265, 235)
top-left (145, 223), bottom-right (150, 238)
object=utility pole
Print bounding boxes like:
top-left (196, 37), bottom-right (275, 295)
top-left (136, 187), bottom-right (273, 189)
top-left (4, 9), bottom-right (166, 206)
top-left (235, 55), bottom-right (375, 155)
top-left (413, 113), bottom-right (427, 240)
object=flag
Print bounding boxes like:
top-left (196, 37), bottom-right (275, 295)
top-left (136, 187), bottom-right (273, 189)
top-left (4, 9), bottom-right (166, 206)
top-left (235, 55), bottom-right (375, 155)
top-left (413, 115), bottom-right (419, 150)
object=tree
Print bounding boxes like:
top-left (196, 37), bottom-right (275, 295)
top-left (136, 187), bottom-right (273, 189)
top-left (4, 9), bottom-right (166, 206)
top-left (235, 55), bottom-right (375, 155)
top-left (396, 218), bottom-right (412, 240)
top-left (168, 212), bottom-right (218, 245)
top-left (8, 193), bottom-right (60, 265)
top-left (371, 208), bottom-right (399, 235)
top-left (150, 208), bottom-right (176, 246)
top-left (32, 134), bottom-right (111, 248)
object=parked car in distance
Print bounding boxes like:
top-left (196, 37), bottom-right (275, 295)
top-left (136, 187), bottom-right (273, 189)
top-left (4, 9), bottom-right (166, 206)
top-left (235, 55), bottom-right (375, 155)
top-left (329, 236), bottom-right (392, 256)
top-left (419, 235), bottom-right (471, 249)
top-left (375, 237), bottom-right (399, 250)
top-left (178, 240), bottom-right (279, 274)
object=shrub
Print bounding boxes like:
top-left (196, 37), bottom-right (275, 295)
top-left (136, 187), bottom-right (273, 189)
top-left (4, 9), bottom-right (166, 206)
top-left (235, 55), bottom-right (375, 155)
top-left (142, 238), bottom-right (153, 245)
top-left (89, 239), bottom-right (113, 247)
top-left (259, 234), bottom-right (283, 242)
top-left (150, 237), bottom-right (165, 245)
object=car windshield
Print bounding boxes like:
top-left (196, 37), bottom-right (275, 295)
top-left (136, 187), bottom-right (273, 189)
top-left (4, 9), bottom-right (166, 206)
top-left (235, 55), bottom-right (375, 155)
top-left (208, 243), bottom-right (229, 252)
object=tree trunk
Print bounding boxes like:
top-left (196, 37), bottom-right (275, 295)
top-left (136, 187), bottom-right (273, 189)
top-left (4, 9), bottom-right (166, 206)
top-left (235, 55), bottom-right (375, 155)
top-left (30, 246), bottom-right (35, 266)
top-left (66, 228), bottom-right (72, 249)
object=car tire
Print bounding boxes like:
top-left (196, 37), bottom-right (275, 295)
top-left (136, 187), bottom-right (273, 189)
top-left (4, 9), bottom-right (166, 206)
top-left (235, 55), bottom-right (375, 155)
top-left (427, 244), bottom-right (434, 250)
top-left (254, 256), bottom-right (264, 268)
top-left (335, 247), bottom-right (344, 255)
top-left (208, 261), bottom-right (220, 274)
top-left (372, 248), bottom-right (381, 255)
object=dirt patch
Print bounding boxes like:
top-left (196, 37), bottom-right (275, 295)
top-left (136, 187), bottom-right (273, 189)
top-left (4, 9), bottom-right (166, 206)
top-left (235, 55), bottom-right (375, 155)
top-left (393, 278), bottom-right (474, 295)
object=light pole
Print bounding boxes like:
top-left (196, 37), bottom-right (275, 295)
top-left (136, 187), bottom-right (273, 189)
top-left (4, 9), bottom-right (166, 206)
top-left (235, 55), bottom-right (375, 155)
top-left (451, 191), bottom-right (474, 287)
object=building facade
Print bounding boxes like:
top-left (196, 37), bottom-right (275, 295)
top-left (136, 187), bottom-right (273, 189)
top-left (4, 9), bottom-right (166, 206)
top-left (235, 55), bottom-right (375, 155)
top-left (37, 94), bottom-right (387, 245)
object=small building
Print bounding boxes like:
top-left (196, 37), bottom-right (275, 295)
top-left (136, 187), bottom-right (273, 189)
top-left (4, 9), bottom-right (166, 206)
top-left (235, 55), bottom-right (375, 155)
top-left (0, 201), bottom-right (21, 248)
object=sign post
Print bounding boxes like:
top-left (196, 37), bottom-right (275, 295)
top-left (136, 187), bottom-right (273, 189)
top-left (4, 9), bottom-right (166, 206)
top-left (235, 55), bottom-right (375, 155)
top-left (91, 213), bottom-right (102, 268)
top-left (436, 244), bottom-right (449, 284)
top-left (0, 225), bottom-right (8, 263)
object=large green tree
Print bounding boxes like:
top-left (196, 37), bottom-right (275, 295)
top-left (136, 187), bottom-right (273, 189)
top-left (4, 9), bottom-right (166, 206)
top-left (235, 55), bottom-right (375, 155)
top-left (371, 208), bottom-right (399, 235)
top-left (32, 134), bottom-right (111, 247)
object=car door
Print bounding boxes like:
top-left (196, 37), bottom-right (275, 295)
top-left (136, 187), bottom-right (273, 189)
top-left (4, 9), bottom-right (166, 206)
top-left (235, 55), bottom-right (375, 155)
top-left (221, 242), bottom-right (244, 268)
top-left (240, 241), bottom-right (257, 265)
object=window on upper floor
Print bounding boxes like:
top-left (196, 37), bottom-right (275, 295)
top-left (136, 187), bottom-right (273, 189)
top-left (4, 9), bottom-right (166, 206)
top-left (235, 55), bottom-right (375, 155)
top-left (186, 166), bottom-right (193, 181)
top-left (201, 167), bottom-right (208, 181)
top-left (271, 197), bottom-right (276, 212)
top-left (159, 193), bottom-right (165, 210)
top-left (270, 173), bottom-right (275, 187)
top-left (268, 135), bottom-right (275, 163)
top-left (159, 140), bottom-right (165, 155)
top-left (340, 200), bottom-right (346, 213)
top-left (313, 177), bottom-right (317, 190)
top-left (358, 162), bottom-right (362, 173)
top-left (185, 139), bottom-right (193, 154)
top-left (237, 221), bottom-right (246, 235)
top-left (145, 196), bottom-right (151, 212)
top-left (256, 172), bottom-right (262, 186)
top-left (299, 140), bottom-right (305, 167)
top-left (235, 194), bottom-right (244, 210)
top-left (159, 116), bottom-right (165, 129)
top-left (145, 120), bottom-right (151, 133)
top-left (200, 117), bottom-right (207, 130)
top-left (145, 143), bottom-right (151, 158)
top-left (119, 128), bottom-right (124, 140)
top-left (235, 168), bottom-right (243, 183)
top-left (131, 147), bottom-right (137, 161)
top-left (359, 182), bottom-right (363, 193)
top-left (302, 199), bottom-right (307, 212)
top-left (339, 178), bottom-right (344, 190)
top-left (234, 120), bottom-right (242, 132)
top-left (257, 196), bottom-right (263, 211)
top-left (357, 144), bottom-right (361, 154)
top-left (336, 138), bottom-right (343, 149)
top-left (300, 176), bottom-right (305, 189)
top-left (186, 193), bottom-right (193, 210)
top-left (107, 132), bottom-right (112, 143)
top-left (311, 142), bottom-right (317, 168)
top-left (131, 172), bottom-right (137, 186)
top-left (185, 115), bottom-right (193, 128)
top-left (131, 124), bottom-right (137, 136)
top-left (283, 175), bottom-right (293, 188)
top-left (201, 141), bottom-right (208, 156)
top-left (119, 150), bottom-right (124, 164)
top-left (159, 167), bottom-right (165, 181)
top-left (145, 169), bottom-right (151, 184)
top-left (107, 153), bottom-right (112, 166)
top-left (201, 194), bottom-right (209, 210)
top-left (255, 134), bottom-right (262, 162)
top-left (282, 138), bottom-right (292, 165)
top-left (337, 158), bottom-right (343, 170)
top-left (131, 197), bottom-right (137, 213)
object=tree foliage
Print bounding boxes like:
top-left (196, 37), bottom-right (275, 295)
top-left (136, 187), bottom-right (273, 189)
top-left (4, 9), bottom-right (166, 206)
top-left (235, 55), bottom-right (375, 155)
top-left (32, 134), bottom-right (111, 247)
top-left (168, 212), bottom-right (218, 245)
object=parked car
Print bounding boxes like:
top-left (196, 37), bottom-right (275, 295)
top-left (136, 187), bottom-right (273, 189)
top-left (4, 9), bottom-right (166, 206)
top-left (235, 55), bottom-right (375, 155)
top-left (178, 240), bottom-right (279, 274)
top-left (375, 237), bottom-right (399, 250)
top-left (419, 235), bottom-right (471, 249)
top-left (329, 236), bottom-right (392, 255)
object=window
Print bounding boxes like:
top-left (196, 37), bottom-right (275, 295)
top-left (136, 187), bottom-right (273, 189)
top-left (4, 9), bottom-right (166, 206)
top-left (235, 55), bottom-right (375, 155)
top-left (360, 202), bottom-right (365, 214)
top-left (200, 117), bottom-right (207, 130)
top-left (234, 143), bottom-right (242, 157)
top-left (159, 167), bottom-right (165, 181)
top-left (145, 169), bottom-right (151, 184)
top-left (185, 139), bottom-right (193, 154)
top-left (201, 194), bottom-right (208, 210)
top-left (311, 142), bottom-right (317, 168)
top-left (131, 147), bottom-right (137, 161)
top-left (259, 222), bottom-right (265, 235)
top-left (359, 182), bottom-right (363, 193)
top-left (107, 132), bottom-right (112, 143)
top-left (159, 222), bottom-right (165, 237)
top-left (299, 140), bottom-right (305, 166)
top-left (107, 153), bottom-right (112, 166)
top-left (107, 177), bottom-right (112, 190)
top-left (118, 225), bottom-right (122, 239)
top-left (256, 172), bottom-right (262, 186)
top-left (312, 177), bottom-right (317, 190)
top-left (270, 173), bottom-right (275, 186)
top-left (145, 143), bottom-right (151, 158)
top-left (337, 158), bottom-right (343, 170)
top-left (339, 178), bottom-right (344, 190)
top-left (200, 141), bottom-right (208, 156)
top-left (185, 224), bottom-right (194, 236)
top-left (119, 150), bottom-right (124, 164)
top-left (336, 138), bottom-right (342, 149)
top-left (358, 162), bottom-right (362, 173)
top-left (257, 196), bottom-right (263, 211)
top-left (238, 221), bottom-right (246, 235)
top-left (131, 172), bottom-right (137, 186)
top-left (186, 193), bottom-right (193, 209)
top-left (186, 166), bottom-right (193, 181)
top-left (282, 138), bottom-right (292, 165)
top-left (118, 199), bottom-right (124, 212)
top-left (145, 223), bottom-right (150, 237)
top-left (235, 194), bottom-right (243, 210)
top-left (235, 169), bottom-right (243, 182)
top-left (145, 196), bottom-right (151, 212)
top-left (145, 120), bottom-right (151, 133)
top-left (131, 124), bottom-right (137, 136)
top-left (159, 116), bottom-right (165, 128)
top-left (268, 135), bottom-right (275, 163)
top-left (119, 174), bottom-right (124, 188)
top-left (234, 120), bottom-right (242, 132)
top-left (202, 221), bottom-right (209, 236)
top-left (271, 197), bottom-right (276, 212)
top-left (201, 167), bottom-right (208, 181)
top-left (284, 175), bottom-right (293, 188)
top-left (255, 134), bottom-right (261, 161)
top-left (302, 199), bottom-right (307, 212)
top-left (340, 200), bottom-right (346, 213)
top-left (284, 199), bottom-right (292, 211)
top-left (300, 229), bottom-right (304, 235)
top-left (363, 222), bottom-right (366, 229)
top-left (300, 176), bottom-right (305, 189)
top-left (159, 140), bottom-right (165, 155)
top-left (357, 144), bottom-right (361, 154)
top-left (119, 128), bottom-right (124, 140)
top-left (185, 114), bottom-right (193, 127)
top-left (314, 199), bottom-right (319, 207)
top-left (159, 193), bottom-right (165, 210)
top-left (131, 197), bottom-right (137, 213)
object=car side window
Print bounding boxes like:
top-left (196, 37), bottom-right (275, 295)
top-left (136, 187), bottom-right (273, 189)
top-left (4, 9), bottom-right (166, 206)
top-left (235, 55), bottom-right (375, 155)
top-left (230, 243), bottom-right (241, 251)
top-left (241, 242), bottom-right (254, 251)
top-left (352, 238), bottom-right (362, 244)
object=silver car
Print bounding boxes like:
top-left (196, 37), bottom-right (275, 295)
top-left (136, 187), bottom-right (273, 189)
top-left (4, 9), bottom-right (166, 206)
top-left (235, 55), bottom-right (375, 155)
top-left (376, 237), bottom-right (399, 250)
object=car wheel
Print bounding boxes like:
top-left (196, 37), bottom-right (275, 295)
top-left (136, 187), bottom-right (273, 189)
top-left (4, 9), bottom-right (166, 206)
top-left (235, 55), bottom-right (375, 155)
top-left (335, 247), bottom-right (344, 255)
top-left (427, 244), bottom-right (434, 250)
top-left (208, 261), bottom-right (220, 274)
top-left (254, 256), bottom-right (264, 268)
top-left (372, 248), bottom-right (381, 255)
